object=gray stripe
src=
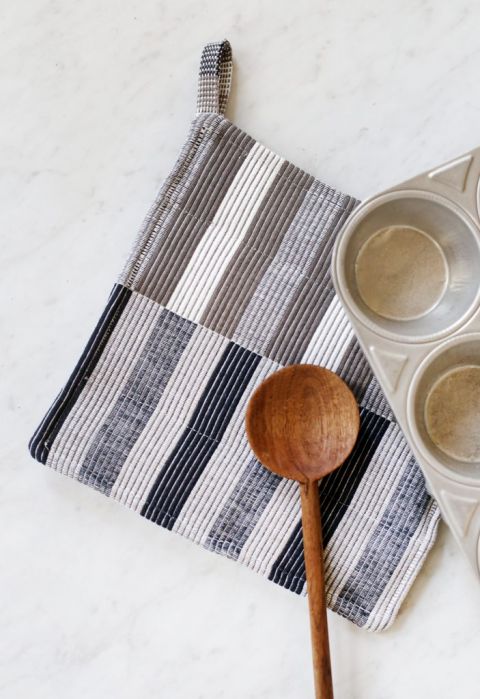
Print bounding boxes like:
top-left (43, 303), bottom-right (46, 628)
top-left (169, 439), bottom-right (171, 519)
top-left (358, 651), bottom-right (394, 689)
top-left (205, 457), bottom-right (281, 558)
top-left (266, 276), bottom-right (335, 364)
top-left (121, 114), bottom-right (222, 288)
top-left (78, 309), bottom-right (196, 494)
top-left (210, 175), bottom-right (347, 355)
top-left (264, 188), bottom-right (357, 363)
top-left (233, 256), bottom-right (317, 353)
top-left (202, 244), bottom-right (274, 336)
top-left (201, 162), bottom-right (313, 334)
top-left (232, 176), bottom-right (329, 352)
top-left (332, 456), bottom-right (430, 626)
top-left (136, 118), bottom-right (255, 304)
top-left (239, 163), bottom-right (314, 259)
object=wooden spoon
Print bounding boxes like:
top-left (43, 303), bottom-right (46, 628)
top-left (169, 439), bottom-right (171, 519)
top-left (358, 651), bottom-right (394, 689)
top-left (245, 364), bottom-right (360, 699)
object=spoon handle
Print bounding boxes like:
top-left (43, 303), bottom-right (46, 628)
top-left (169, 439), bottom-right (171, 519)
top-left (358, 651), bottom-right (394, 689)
top-left (300, 480), bottom-right (334, 699)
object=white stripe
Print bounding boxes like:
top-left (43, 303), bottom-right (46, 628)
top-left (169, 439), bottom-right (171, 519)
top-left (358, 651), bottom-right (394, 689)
top-left (167, 143), bottom-right (284, 322)
top-left (237, 479), bottom-right (300, 576)
top-left (301, 296), bottom-right (354, 368)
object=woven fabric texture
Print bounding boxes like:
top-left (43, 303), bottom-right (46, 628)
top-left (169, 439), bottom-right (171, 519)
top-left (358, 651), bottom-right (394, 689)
top-left (29, 41), bottom-right (440, 632)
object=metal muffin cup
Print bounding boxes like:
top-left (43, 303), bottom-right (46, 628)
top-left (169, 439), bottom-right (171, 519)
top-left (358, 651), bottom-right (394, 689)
top-left (334, 189), bottom-right (480, 343)
top-left (407, 333), bottom-right (480, 484)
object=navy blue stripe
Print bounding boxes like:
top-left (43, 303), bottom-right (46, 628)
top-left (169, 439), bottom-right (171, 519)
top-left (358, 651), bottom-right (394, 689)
top-left (28, 284), bottom-right (132, 464)
top-left (141, 342), bottom-right (262, 527)
top-left (268, 408), bottom-right (390, 591)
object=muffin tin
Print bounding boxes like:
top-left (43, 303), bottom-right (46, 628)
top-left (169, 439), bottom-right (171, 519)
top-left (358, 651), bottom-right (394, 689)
top-left (332, 147), bottom-right (480, 578)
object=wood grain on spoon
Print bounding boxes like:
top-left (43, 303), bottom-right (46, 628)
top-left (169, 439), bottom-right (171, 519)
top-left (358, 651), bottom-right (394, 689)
top-left (246, 365), bottom-right (360, 699)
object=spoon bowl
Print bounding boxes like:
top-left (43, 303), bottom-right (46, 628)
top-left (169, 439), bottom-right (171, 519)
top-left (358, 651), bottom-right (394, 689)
top-left (246, 364), bottom-right (360, 482)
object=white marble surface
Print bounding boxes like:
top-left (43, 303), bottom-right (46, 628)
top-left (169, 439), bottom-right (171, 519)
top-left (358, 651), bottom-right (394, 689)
top-left (2, 1), bottom-right (480, 697)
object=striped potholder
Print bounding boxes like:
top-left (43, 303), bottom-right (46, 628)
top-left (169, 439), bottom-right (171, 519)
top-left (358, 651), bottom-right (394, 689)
top-left (29, 41), bottom-right (440, 631)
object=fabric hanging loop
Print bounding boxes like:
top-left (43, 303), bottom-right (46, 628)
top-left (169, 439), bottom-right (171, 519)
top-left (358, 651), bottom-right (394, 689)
top-left (196, 40), bottom-right (232, 115)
